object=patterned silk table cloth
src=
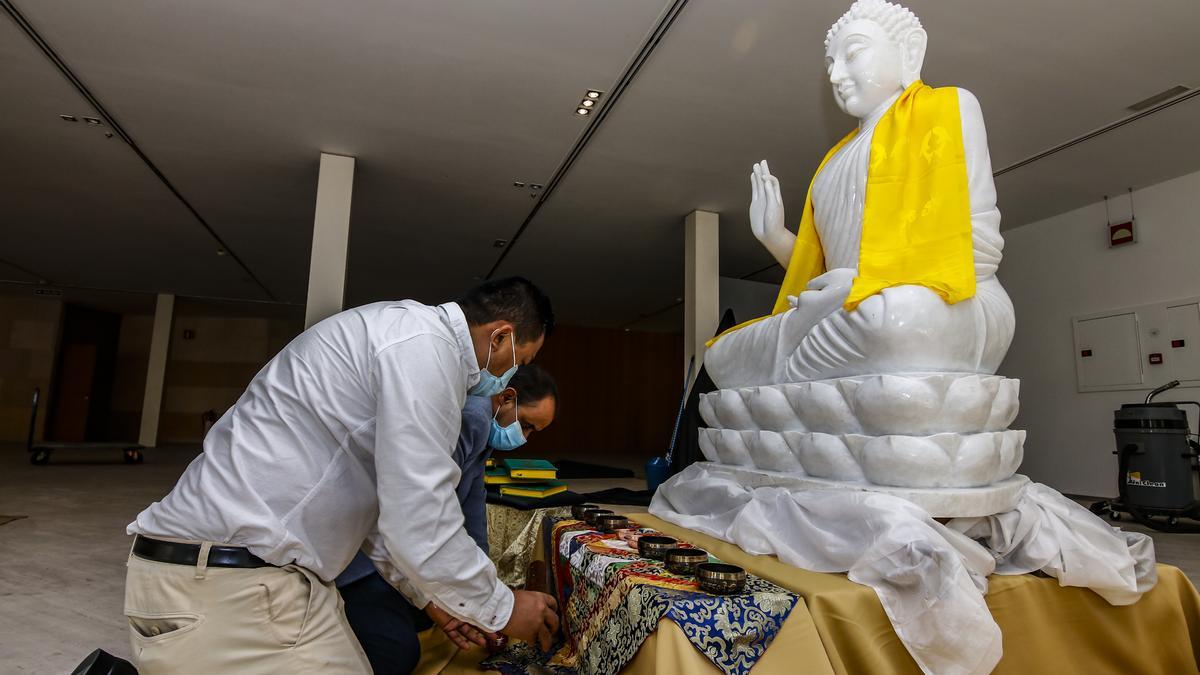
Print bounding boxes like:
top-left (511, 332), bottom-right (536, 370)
top-left (482, 517), bottom-right (799, 675)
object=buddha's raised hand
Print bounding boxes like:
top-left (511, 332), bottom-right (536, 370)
top-left (749, 160), bottom-right (796, 268)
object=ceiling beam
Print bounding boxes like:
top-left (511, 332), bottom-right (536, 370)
top-left (0, 257), bottom-right (52, 284)
top-left (994, 88), bottom-right (1200, 178)
top-left (485, 0), bottom-right (692, 280)
top-left (1, 0), bottom-right (277, 301)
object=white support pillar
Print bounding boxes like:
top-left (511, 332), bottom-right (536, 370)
top-left (138, 293), bottom-right (175, 447)
top-left (305, 153), bottom-right (356, 329)
top-left (684, 210), bottom-right (720, 384)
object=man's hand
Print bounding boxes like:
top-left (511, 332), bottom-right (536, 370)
top-left (501, 590), bottom-right (559, 652)
top-left (426, 604), bottom-right (494, 651)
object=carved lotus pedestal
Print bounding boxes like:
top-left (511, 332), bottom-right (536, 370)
top-left (697, 373), bottom-right (1029, 517)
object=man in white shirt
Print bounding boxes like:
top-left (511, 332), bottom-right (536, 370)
top-left (339, 364), bottom-right (559, 673)
top-left (124, 277), bottom-right (560, 674)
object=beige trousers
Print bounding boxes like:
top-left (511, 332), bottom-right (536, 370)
top-left (124, 548), bottom-right (372, 674)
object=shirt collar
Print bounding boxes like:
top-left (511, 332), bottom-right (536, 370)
top-left (439, 301), bottom-right (481, 389)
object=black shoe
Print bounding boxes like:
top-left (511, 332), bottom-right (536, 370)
top-left (71, 649), bottom-right (138, 675)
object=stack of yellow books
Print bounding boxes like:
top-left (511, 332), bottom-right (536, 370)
top-left (485, 459), bottom-right (567, 498)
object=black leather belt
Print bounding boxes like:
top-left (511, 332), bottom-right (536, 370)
top-left (133, 535), bottom-right (273, 569)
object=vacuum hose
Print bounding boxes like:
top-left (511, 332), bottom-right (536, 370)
top-left (1146, 380), bottom-right (1181, 404)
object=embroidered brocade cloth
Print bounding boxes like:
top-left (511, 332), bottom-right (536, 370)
top-left (482, 517), bottom-right (798, 675)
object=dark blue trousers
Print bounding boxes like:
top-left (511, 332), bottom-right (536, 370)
top-left (339, 571), bottom-right (434, 675)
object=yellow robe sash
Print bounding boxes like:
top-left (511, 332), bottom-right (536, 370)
top-left (709, 81), bottom-right (975, 346)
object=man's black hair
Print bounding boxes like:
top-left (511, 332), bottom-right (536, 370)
top-left (458, 276), bottom-right (555, 342)
top-left (508, 363), bottom-right (558, 404)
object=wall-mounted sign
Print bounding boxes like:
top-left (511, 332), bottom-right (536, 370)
top-left (1109, 219), bottom-right (1136, 247)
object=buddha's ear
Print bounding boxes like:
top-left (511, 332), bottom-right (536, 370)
top-left (900, 28), bottom-right (927, 86)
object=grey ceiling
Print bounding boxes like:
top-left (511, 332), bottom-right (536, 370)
top-left (2, 0), bottom-right (1198, 328)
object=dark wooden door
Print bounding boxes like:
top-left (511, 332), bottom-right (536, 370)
top-left (49, 343), bottom-right (97, 441)
top-left (46, 304), bottom-right (122, 441)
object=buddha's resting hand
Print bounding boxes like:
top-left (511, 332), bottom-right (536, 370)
top-left (750, 160), bottom-right (796, 268)
top-left (787, 267), bottom-right (856, 315)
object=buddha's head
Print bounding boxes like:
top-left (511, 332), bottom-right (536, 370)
top-left (825, 0), bottom-right (927, 119)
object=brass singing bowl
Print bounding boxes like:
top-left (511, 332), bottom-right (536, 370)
top-left (571, 503), bottom-right (599, 520)
top-left (697, 562), bottom-right (746, 595)
top-left (595, 514), bottom-right (631, 533)
top-left (664, 547), bottom-right (709, 576)
top-left (583, 508), bottom-right (613, 526)
top-left (636, 535), bottom-right (677, 560)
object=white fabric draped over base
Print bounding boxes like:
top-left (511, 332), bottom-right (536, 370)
top-left (649, 464), bottom-right (1156, 675)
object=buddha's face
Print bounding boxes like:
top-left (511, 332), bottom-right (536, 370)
top-left (825, 19), bottom-right (906, 119)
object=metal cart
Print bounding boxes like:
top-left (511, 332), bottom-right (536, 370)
top-left (26, 388), bottom-right (144, 465)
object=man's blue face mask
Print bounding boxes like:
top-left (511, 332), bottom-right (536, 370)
top-left (489, 396), bottom-right (526, 451)
top-left (469, 329), bottom-right (517, 397)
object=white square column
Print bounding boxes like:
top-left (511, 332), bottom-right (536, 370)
top-left (684, 210), bottom-right (719, 382)
top-left (138, 293), bottom-right (175, 447)
top-left (305, 153), bottom-right (356, 329)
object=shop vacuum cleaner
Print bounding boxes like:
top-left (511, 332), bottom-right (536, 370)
top-left (1091, 380), bottom-right (1200, 532)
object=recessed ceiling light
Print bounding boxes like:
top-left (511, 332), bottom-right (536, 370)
top-left (493, 239), bottom-right (508, 248)
top-left (83, 117), bottom-right (103, 126)
top-left (513, 181), bottom-right (526, 188)
top-left (576, 108), bottom-right (590, 116)
top-left (581, 99), bottom-right (595, 108)
top-left (530, 183), bottom-right (543, 190)
top-left (59, 114), bottom-right (77, 122)
top-left (586, 90), bottom-right (602, 99)
top-left (216, 249), bottom-right (228, 256)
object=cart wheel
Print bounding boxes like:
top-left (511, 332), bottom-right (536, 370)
top-left (124, 449), bottom-right (144, 464)
top-left (1108, 511), bottom-right (1120, 521)
top-left (30, 449), bottom-right (51, 466)
top-left (1168, 516), bottom-right (1179, 527)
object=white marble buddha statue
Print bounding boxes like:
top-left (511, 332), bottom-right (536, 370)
top-left (705, 0), bottom-right (1015, 391)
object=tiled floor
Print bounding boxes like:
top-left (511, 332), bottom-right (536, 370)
top-left (0, 443), bottom-right (1196, 674)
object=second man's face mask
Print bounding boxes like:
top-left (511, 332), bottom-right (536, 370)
top-left (489, 396), bottom-right (526, 451)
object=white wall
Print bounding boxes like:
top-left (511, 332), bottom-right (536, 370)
top-left (1000, 169), bottom-right (1200, 497)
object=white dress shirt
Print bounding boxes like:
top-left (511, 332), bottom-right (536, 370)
top-left (128, 300), bottom-right (514, 631)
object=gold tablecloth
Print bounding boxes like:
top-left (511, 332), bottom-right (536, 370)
top-left (485, 504), bottom-right (571, 587)
top-left (417, 512), bottom-right (1200, 674)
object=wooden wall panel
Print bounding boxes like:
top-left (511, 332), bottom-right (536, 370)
top-left (0, 297), bottom-right (63, 442)
top-left (517, 324), bottom-right (683, 467)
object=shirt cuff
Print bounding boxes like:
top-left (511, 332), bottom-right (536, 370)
top-left (478, 582), bottom-right (515, 633)
top-left (432, 579), bottom-right (516, 633)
